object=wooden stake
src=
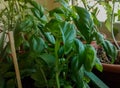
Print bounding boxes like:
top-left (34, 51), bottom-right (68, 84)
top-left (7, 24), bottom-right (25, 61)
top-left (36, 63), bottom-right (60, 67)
top-left (8, 31), bottom-right (22, 88)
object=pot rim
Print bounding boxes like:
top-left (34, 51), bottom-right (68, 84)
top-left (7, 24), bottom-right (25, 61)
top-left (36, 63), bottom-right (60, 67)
top-left (102, 63), bottom-right (120, 73)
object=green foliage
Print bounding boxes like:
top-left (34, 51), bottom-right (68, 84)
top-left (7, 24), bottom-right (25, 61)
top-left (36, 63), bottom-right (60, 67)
top-left (29, 36), bottom-right (45, 54)
top-left (73, 6), bottom-right (94, 43)
top-left (85, 71), bottom-right (109, 88)
top-left (102, 40), bottom-right (118, 63)
top-left (74, 39), bottom-right (85, 69)
top-left (84, 45), bottom-right (96, 72)
top-left (0, 0), bottom-right (117, 88)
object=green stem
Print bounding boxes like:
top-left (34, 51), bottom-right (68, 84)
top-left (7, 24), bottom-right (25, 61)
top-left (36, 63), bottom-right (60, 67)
top-left (56, 72), bottom-right (60, 88)
top-left (40, 67), bottom-right (48, 88)
top-left (111, 1), bottom-right (120, 50)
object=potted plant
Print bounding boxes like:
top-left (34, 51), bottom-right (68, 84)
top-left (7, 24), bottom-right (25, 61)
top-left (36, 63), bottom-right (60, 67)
top-left (96, 0), bottom-right (120, 87)
top-left (77, 0), bottom-right (120, 87)
top-left (0, 0), bottom-right (111, 88)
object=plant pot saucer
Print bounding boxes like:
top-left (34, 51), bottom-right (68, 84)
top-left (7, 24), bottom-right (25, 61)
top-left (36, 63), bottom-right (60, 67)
top-left (102, 63), bottom-right (120, 73)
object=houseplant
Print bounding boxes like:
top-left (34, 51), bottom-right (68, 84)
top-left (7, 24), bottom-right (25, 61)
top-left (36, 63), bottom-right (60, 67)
top-left (76, 0), bottom-right (120, 87)
top-left (96, 1), bottom-right (120, 87)
top-left (0, 0), bottom-right (114, 88)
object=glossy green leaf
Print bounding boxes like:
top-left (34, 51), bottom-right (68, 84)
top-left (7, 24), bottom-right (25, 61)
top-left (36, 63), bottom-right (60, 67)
top-left (31, 7), bottom-right (44, 20)
top-left (39, 53), bottom-right (55, 66)
top-left (61, 22), bottom-right (76, 54)
top-left (46, 20), bottom-right (76, 54)
top-left (50, 7), bottom-right (64, 14)
top-left (84, 45), bottom-right (96, 71)
top-left (94, 32), bottom-right (104, 44)
top-left (71, 56), bottom-right (79, 72)
top-left (14, 33), bottom-right (24, 49)
top-left (29, 36), bottom-right (45, 54)
top-left (45, 19), bottom-right (61, 37)
top-left (74, 39), bottom-right (85, 69)
top-left (72, 66), bottom-right (85, 88)
top-left (85, 71), bottom-right (109, 88)
top-left (49, 7), bottom-right (64, 20)
top-left (45, 32), bottom-right (55, 44)
top-left (16, 16), bottom-right (33, 32)
top-left (30, 0), bottom-right (44, 19)
top-left (73, 6), bottom-right (94, 43)
top-left (29, 0), bottom-right (44, 17)
top-left (94, 58), bottom-right (103, 72)
top-left (102, 40), bottom-right (118, 63)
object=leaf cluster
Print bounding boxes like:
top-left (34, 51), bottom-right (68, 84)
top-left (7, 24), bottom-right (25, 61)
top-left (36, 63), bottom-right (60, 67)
top-left (0, 0), bottom-right (116, 88)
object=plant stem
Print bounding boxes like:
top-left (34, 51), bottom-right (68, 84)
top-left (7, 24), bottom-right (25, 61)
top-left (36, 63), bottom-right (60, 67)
top-left (40, 67), bottom-right (48, 88)
top-left (111, 1), bottom-right (120, 50)
top-left (56, 72), bottom-right (60, 88)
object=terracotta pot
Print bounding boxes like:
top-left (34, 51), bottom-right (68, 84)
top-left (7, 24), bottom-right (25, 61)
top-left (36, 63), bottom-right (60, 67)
top-left (93, 63), bottom-right (120, 88)
top-left (102, 63), bottom-right (120, 73)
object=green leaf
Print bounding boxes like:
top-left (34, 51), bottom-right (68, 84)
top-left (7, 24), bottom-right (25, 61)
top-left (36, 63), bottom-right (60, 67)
top-left (45, 19), bottom-right (61, 37)
top-left (31, 8), bottom-right (41, 19)
top-left (29, 36), bottom-right (45, 54)
top-left (74, 39), bottom-right (85, 69)
top-left (14, 33), bottom-right (24, 49)
top-left (61, 22), bottom-right (76, 54)
top-left (85, 71), bottom-right (109, 88)
top-left (105, 19), bottom-right (111, 32)
top-left (94, 32), bottom-right (104, 44)
top-left (102, 40), bottom-right (118, 63)
top-left (71, 56), bottom-right (79, 72)
top-left (84, 45), bottom-right (96, 71)
top-left (73, 6), bottom-right (94, 43)
top-left (31, 7), bottom-right (44, 20)
top-left (94, 58), bottom-right (103, 72)
top-left (16, 16), bottom-right (33, 33)
top-left (39, 53), bottom-right (55, 66)
top-left (46, 20), bottom-right (76, 54)
top-left (73, 66), bottom-right (85, 88)
top-left (45, 32), bottom-right (55, 44)
top-left (49, 7), bottom-right (64, 21)
top-left (49, 7), bottom-right (64, 17)
top-left (29, 0), bottom-right (44, 17)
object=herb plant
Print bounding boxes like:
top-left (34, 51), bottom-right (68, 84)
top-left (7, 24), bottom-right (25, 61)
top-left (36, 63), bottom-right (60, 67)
top-left (0, 0), bottom-right (114, 88)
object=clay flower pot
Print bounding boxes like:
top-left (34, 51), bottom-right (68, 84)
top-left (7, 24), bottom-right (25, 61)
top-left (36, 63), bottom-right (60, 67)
top-left (93, 42), bottom-right (120, 88)
top-left (102, 63), bottom-right (120, 73)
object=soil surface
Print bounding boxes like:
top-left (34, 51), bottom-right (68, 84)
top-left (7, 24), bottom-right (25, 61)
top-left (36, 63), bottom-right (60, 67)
top-left (97, 47), bottom-right (120, 64)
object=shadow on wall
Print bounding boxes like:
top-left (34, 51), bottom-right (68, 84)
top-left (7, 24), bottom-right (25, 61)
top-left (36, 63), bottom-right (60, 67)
top-left (36, 0), bottom-right (60, 10)
top-left (99, 22), bottom-right (120, 41)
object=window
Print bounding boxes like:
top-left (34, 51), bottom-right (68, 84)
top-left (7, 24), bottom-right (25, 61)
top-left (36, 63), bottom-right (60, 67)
top-left (70, 0), bottom-right (120, 22)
